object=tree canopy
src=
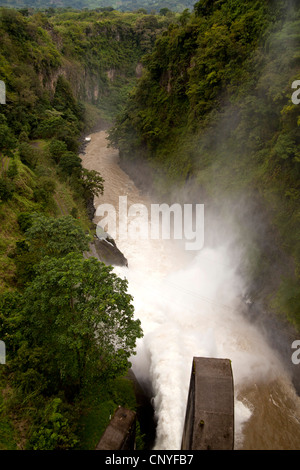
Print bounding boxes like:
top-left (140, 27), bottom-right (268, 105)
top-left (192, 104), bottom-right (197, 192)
top-left (1, 254), bottom-right (142, 398)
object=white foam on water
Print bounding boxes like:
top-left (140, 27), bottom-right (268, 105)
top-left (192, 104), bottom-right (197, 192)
top-left (114, 240), bottom-right (286, 450)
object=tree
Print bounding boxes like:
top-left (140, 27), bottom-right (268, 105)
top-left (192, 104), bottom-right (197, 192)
top-left (53, 75), bottom-right (82, 120)
top-left (48, 139), bottom-right (68, 164)
top-left (179, 9), bottom-right (191, 26)
top-left (9, 254), bottom-right (143, 398)
top-left (0, 114), bottom-right (17, 157)
top-left (0, 8), bottom-right (28, 39)
top-left (6, 158), bottom-right (18, 179)
top-left (194, 0), bottom-right (223, 17)
top-left (58, 151), bottom-right (82, 176)
top-left (17, 212), bottom-right (35, 232)
top-left (80, 168), bottom-right (104, 198)
top-left (159, 8), bottom-right (171, 16)
top-left (27, 398), bottom-right (79, 450)
top-left (0, 178), bottom-right (14, 202)
top-left (18, 142), bottom-right (38, 168)
top-left (24, 214), bottom-right (90, 259)
top-left (12, 214), bottom-right (90, 285)
top-left (36, 115), bottom-right (65, 139)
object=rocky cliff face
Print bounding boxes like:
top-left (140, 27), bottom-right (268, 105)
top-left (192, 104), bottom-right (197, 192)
top-left (85, 237), bottom-right (128, 268)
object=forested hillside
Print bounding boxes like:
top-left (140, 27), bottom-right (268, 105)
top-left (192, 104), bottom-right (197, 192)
top-left (0, 0), bottom-right (194, 13)
top-left (0, 7), bottom-right (170, 450)
top-left (0, 7), bottom-right (168, 290)
top-left (109, 0), bottom-right (300, 332)
top-left (0, 0), bottom-right (299, 452)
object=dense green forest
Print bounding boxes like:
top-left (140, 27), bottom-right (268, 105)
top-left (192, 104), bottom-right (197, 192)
top-left (109, 0), bottom-right (300, 332)
top-left (0, 0), bottom-right (194, 14)
top-left (0, 0), bottom-right (299, 451)
top-left (0, 6), bottom-right (172, 449)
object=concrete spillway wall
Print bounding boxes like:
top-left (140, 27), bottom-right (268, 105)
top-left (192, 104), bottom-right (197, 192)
top-left (95, 406), bottom-right (136, 450)
top-left (181, 357), bottom-right (234, 450)
top-left (95, 357), bottom-right (234, 450)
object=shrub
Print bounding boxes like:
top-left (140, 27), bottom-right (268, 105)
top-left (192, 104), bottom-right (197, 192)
top-left (48, 139), bottom-right (67, 164)
top-left (18, 142), bottom-right (38, 169)
top-left (58, 152), bottom-right (82, 176)
top-left (0, 178), bottom-right (14, 202)
top-left (27, 398), bottom-right (79, 450)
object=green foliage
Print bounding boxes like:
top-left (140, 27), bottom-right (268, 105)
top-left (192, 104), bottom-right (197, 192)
top-left (11, 214), bottom-right (90, 285)
top-left (27, 398), bottom-right (79, 450)
top-left (0, 178), bottom-right (14, 202)
top-left (58, 151), bottom-right (82, 176)
top-left (77, 376), bottom-right (138, 450)
top-left (17, 212), bottom-right (34, 233)
top-left (36, 115), bottom-right (65, 140)
top-left (110, 0), bottom-right (300, 329)
top-left (6, 159), bottom-right (18, 180)
top-left (0, 8), bottom-right (148, 446)
top-left (194, 0), bottom-right (223, 17)
top-left (18, 131), bottom-right (29, 144)
top-left (70, 207), bottom-right (79, 219)
top-left (24, 214), bottom-right (90, 259)
top-left (0, 205), bottom-right (142, 446)
top-left (53, 76), bottom-right (83, 121)
top-left (38, 176), bottom-right (56, 195)
top-left (18, 142), bottom-right (38, 169)
top-left (10, 240), bottom-right (37, 287)
top-left (33, 176), bottom-right (56, 207)
top-left (80, 168), bottom-right (104, 198)
top-left (0, 290), bottom-right (23, 353)
top-left (48, 139), bottom-right (68, 163)
top-left (0, 0), bottom-right (194, 13)
top-left (272, 277), bottom-right (300, 330)
top-left (0, 253), bottom-right (142, 401)
top-left (22, 254), bottom-right (142, 390)
top-left (0, 115), bottom-right (17, 158)
top-left (0, 4), bottom-right (190, 449)
top-left (0, 377), bottom-right (17, 450)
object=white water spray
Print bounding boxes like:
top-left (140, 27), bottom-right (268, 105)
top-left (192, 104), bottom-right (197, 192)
top-left (115, 233), bottom-right (286, 449)
top-left (81, 130), bottom-right (300, 450)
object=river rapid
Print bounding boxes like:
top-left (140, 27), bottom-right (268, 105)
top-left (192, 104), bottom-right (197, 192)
top-left (80, 130), bottom-right (300, 450)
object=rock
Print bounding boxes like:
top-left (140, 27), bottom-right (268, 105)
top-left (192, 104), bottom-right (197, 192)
top-left (85, 195), bottom-right (96, 221)
top-left (85, 235), bottom-right (128, 268)
top-left (95, 236), bottom-right (128, 267)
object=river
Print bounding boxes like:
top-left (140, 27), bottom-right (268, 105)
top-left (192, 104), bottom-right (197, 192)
top-left (80, 129), bottom-right (300, 450)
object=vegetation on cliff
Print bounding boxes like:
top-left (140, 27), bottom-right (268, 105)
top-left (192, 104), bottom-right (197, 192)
top-left (0, 0), bottom-right (299, 450)
top-left (109, 0), bottom-right (300, 330)
top-left (0, 6), bottom-right (157, 449)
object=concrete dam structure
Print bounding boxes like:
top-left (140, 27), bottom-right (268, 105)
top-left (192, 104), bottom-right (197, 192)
top-left (95, 406), bottom-right (136, 450)
top-left (96, 357), bottom-right (234, 450)
top-left (181, 357), bottom-right (234, 450)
